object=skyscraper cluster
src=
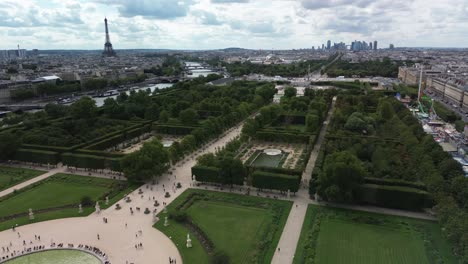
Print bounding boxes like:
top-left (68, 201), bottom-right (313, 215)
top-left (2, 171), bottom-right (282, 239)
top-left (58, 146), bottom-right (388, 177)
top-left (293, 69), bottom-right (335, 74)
top-left (316, 39), bottom-right (379, 51)
top-left (351, 40), bottom-right (378, 51)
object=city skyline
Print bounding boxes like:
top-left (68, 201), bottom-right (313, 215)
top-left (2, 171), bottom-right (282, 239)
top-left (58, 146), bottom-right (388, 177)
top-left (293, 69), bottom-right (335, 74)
top-left (0, 0), bottom-right (467, 50)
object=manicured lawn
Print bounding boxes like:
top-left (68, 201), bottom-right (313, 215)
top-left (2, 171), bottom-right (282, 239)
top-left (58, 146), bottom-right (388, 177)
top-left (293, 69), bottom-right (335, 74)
top-left (188, 201), bottom-right (270, 264)
top-left (0, 173), bottom-right (135, 231)
top-left (293, 205), bottom-right (458, 264)
top-left (0, 166), bottom-right (45, 192)
top-left (154, 189), bottom-right (292, 264)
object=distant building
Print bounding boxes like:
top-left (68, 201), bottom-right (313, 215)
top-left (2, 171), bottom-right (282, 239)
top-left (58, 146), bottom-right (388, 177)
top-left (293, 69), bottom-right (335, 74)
top-left (321, 44), bottom-right (325, 50)
top-left (370, 42), bottom-right (373, 50)
top-left (374, 40), bottom-right (378, 50)
top-left (327, 40), bottom-right (331, 50)
top-left (389, 44), bottom-right (395, 49)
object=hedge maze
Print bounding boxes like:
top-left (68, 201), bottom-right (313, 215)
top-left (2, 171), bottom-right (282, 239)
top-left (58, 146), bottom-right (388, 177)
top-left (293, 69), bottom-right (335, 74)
top-left (192, 88), bottom-right (336, 193)
top-left (1, 80), bottom-right (277, 175)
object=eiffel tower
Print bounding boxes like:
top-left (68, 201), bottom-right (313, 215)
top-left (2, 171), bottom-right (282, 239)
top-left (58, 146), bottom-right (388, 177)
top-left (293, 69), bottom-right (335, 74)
top-left (102, 18), bottom-right (116, 57)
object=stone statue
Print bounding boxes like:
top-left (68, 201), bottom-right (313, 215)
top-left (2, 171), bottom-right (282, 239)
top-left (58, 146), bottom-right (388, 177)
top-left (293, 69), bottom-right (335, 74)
top-left (78, 204), bottom-right (83, 214)
top-left (164, 216), bottom-right (169, 227)
top-left (105, 196), bottom-right (109, 205)
top-left (186, 233), bottom-right (192, 248)
top-left (95, 201), bottom-right (101, 214)
top-left (28, 208), bottom-right (34, 220)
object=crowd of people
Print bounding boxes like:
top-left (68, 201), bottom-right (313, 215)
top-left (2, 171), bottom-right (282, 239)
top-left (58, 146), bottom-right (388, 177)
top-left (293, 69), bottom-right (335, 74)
top-left (1, 237), bottom-right (110, 264)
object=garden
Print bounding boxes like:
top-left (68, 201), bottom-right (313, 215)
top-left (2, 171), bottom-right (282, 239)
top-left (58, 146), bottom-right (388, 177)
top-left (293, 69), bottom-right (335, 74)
top-left (310, 93), bottom-right (468, 261)
top-left (293, 205), bottom-right (458, 264)
top-left (154, 189), bottom-right (292, 264)
top-left (0, 166), bottom-right (44, 192)
top-left (0, 173), bottom-right (135, 231)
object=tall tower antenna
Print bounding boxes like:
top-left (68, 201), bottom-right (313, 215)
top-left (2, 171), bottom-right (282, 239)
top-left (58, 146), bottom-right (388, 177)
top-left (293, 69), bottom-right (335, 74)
top-left (102, 17), bottom-right (116, 57)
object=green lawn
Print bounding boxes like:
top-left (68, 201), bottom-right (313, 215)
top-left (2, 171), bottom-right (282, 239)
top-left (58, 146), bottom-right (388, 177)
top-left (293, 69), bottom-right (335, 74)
top-left (0, 173), bottom-right (135, 231)
top-left (0, 166), bottom-right (45, 192)
top-left (154, 189), bottom-right (292, 264)
top-left (293, 205), bottom-right (458, 264)
top-left (188, 201), bottom-right (270, 264)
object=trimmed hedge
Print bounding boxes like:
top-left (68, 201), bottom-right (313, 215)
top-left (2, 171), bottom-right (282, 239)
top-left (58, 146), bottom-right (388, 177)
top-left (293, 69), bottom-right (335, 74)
top-left (153, 124), bottom-right (198, 135)
top-left (364, 177), bottom-right (427, 191)
top-left (21, 144), bottom-right (71, 153)
top-left (191, 165), bottom-right (221, 184)
top-left (255, 130), bottom-right (311, 143)
top-left (251, 171), bottom-right (300, 192)
top-left (356, 183), bottom-right (433, 210)
top-left (73, 149), bottom-right (125, 158)
top-left (62, 152), bottom-right (122, 171)
top-left (15, 149), bottom-right (60, 164)
top-left (249, 166), bottom-right (302, 177)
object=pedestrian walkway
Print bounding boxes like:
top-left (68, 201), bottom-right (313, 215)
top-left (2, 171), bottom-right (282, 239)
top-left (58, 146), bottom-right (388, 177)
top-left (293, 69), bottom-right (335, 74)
top-left (0, 165), bottom-right (65, 198)
top-left (271, 199), bottom-right (308, 264)
top-left (0, 123), bottom-right (244, 264)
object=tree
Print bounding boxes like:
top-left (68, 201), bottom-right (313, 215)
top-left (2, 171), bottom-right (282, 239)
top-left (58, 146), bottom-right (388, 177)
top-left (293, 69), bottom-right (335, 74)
top-left (121, 139), bottom-right (169, 182)
top-left (44, 103), bottom-right (68, 119)
top-left (179, 108), bottom-right (199, 125)
top-left (284, 87), bottom-right (297, 98)
top-left (305, 114), bottom-right (319, 132)
top-left (219, 156), bottom-right (246, 186)
top-left (70, 96), bottom-right (97, 119)
top-left (0, 133), bottom-right (22, 161)
top-left (159, 110), bottom-right (170, 123)
top-left (317, 151), bottom-right (366, 202)
top-left (378, 100), bottom-right (395, 120)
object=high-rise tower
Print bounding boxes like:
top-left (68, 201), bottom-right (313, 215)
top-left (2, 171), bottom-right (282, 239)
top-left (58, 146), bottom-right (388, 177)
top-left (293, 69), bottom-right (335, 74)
top-left (102, 18), bottom-right (116, 57)
top-left (373, 40), bottom-right (377, 50)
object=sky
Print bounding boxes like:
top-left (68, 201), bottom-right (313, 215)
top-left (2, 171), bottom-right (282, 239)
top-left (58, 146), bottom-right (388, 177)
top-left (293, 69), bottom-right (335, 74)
top-left (0, 0), bottom-right (467, 50)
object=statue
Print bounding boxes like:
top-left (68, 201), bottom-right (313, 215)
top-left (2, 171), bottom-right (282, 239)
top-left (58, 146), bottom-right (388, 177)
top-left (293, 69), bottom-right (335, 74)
top-left (186, 233), bottom-right (192, 248)
top-left (105, 196), bottom-right (109, 205)
top-left (287, 189), bottom-right (291, 199)
top-left (78, 204), bottom-right (83, 214)
top-left (95, 201), bottom-right (101, 214)
top-left (164, 216), bottom-right (169, 227)
top-left (28, 208), bottom-right (34, 220)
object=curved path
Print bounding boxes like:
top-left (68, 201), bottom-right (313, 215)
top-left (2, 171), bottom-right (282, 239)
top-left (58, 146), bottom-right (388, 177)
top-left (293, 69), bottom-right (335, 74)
top-left (0, 124), bottom-right (244, 264)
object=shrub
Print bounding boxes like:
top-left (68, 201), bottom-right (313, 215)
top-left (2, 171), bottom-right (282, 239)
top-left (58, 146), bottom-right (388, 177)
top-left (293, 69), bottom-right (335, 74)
top-left (211, 251), bottom-right (230, 264)
top-left (81, 196), bottom-right (93, 207)
top-left (170, 212), bottom-right (188, 223)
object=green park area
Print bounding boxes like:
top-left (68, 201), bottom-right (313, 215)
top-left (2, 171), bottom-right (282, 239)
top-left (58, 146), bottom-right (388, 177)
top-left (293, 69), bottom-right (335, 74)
top-left (0, 173), bottom-right (135, 231)
top-left (0, 166), bottom-right (45, 192)
top-left (293, 205), bottom-right (458, 264)
top-left (154, 189), bottom-right (292, 264)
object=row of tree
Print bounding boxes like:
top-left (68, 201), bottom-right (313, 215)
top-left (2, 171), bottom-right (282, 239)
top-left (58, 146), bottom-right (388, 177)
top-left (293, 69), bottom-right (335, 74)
top-left (312, 94), bottom-right (468, 261)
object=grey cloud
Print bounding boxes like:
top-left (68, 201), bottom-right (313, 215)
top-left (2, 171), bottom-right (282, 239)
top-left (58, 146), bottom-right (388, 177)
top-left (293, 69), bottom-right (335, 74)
top-left (192, 10), bottom-right (223, 25)
top-left (7, 29), bottom-right (34, 36)
top-left (96, 0), bottom-right (194, 19)
top-left (301, 0), bottom-right (373, 10)
top-left (211, 0), bottom-right (249, 3)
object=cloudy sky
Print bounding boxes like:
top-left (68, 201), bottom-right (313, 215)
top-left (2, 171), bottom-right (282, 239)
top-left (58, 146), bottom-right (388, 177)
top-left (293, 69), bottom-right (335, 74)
top-left (0, 0), bottom-right (467, 50)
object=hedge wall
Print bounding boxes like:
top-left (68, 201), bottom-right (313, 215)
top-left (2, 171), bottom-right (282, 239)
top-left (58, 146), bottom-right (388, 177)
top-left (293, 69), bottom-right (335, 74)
top-left (249, 166), bottom-right (302, 177)
top-left (254, 130), bottom-right (311, 143)
top-left (364, 177), bottom-right (427, 191)
top-left (251, 171), bottom-right (300, 192)
top-left (356, 184), bottom-right (433, 210)
top-left (153, 124), bottom-right (198, 135)
top-left (15, 149), bottom-right (60, 165)
top-left (21, 144), bottom-right (71, 153)
top-left (62, 152), bottom-right (122, 171)
top-left (191, 165), bottom-right (221, 183)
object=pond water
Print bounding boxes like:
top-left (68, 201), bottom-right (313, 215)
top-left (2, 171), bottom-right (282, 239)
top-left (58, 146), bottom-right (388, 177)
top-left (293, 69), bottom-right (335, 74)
top-left (4, 249), bottom-right (101, 264)
top-left (251, 152), bottom-right (288, 168)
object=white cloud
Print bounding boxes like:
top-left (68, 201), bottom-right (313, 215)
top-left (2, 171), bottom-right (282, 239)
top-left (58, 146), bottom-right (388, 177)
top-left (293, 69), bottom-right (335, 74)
top-left (0, 0), bottom-right (466, 50)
